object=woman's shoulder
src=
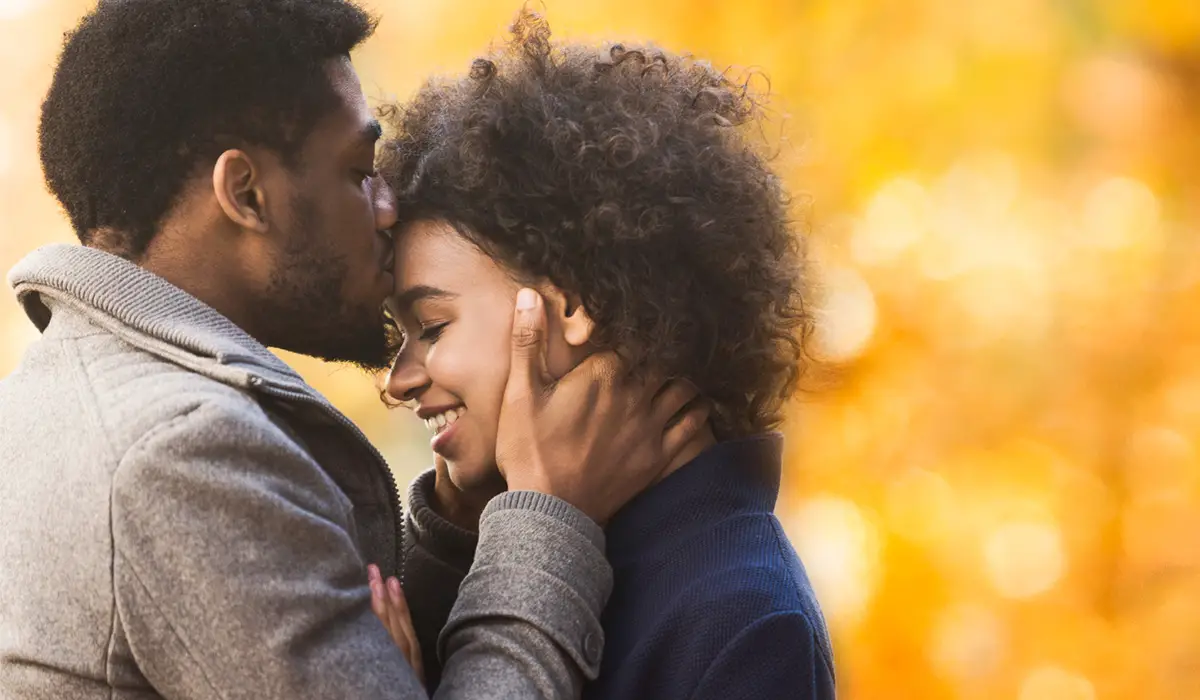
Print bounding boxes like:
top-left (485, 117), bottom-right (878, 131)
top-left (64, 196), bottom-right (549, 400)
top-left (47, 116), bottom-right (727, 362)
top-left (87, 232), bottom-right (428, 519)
top-left (600, 554), bottom-right (833, 699)
top-left (666, 511), bottom-right (832, 646)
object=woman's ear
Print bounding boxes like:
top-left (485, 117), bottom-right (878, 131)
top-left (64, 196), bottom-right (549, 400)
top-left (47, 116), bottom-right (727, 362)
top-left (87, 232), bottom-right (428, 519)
top-left (540, 285), bottom-right (595, 347)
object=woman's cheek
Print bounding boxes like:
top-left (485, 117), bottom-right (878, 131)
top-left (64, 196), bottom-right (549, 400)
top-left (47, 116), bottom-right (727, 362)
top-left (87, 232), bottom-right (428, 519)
top-left (425, 326), bottom-right (505, 409)
top-left (422, 336), bottom-right (465, 390)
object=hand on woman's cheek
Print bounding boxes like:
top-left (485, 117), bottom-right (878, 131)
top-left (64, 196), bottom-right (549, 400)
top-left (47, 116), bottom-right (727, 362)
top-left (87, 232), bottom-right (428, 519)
top-left (389, 221), bottom-right (594, 528)
top-left (432, 315), bottom-right (585, 531)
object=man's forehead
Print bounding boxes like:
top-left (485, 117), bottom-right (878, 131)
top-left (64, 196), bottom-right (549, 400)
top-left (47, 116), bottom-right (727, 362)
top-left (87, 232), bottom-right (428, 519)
top-left (319, 57), bottom-right (376, 143)
top-left (324, 55), bottom-right (365, 100)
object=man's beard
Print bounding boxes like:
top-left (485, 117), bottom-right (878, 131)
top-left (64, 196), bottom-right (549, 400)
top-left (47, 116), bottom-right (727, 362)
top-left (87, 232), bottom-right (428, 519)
top-left (256, 196), bottom-right (390, 371)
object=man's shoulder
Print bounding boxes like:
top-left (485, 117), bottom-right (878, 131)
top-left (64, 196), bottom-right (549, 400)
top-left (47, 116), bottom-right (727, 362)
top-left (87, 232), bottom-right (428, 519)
top-left (2, 314), bottom-right (276, 465)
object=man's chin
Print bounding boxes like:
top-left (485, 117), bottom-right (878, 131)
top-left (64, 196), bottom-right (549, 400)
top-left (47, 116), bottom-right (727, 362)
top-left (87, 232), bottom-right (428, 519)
top-left (287, 324), bottom-right (390, 372)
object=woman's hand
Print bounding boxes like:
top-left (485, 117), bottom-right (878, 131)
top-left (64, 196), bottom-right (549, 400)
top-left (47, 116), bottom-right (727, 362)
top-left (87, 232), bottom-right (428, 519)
top-left (368, 564), bottom-right (425, 687)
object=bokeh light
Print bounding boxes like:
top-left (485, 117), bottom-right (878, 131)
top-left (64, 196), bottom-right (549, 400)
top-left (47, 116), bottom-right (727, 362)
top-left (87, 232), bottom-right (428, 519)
top-left (983, 518), bottom-right (1066, 600)
top-left (929, 603), bottom-right (1009, 684)
top-left (0, 0), bottom-right (44, 22)
top-left (812, 266), bottom-right (878, 362)
top-left (788, 495), bottom-right (883, 627)
top-left (1019, 666), bottom-right (1097, 700)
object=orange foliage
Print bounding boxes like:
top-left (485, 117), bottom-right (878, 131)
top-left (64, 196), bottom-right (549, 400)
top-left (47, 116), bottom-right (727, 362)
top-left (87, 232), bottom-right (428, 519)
top-left (3, 1), bottom-right (1198, 697)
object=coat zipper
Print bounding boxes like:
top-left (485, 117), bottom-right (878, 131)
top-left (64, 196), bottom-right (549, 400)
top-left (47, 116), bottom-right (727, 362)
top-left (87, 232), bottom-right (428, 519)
top-left (249, 376), bottom-right (406, 584)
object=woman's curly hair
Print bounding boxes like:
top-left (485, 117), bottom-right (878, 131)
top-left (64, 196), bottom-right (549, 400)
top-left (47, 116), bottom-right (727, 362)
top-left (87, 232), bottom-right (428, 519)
top-left (379, 10), bottom-right (812, 439)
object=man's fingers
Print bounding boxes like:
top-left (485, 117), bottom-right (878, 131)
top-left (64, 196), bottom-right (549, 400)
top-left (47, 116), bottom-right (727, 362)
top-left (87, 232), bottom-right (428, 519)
top-left (567, 350), bottom-right (625, 393)
top-left (507, 288), bottom-right (551, 399)
top-left (651, 378), bottom-right (701, 425)
top-left (661, 399), bottom-right (712, 463)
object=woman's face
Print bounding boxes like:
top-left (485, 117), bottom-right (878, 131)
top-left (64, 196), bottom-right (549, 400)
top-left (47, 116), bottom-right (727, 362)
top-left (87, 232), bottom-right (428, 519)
top-left (385, 219), bottom-right (589, 493)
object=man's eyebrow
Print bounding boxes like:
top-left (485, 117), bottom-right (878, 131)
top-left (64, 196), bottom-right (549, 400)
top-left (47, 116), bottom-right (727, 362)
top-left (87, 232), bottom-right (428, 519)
top-left (359, 119), bottom-right (383, 145)
top-left (391, 285), bottom-right (457, 310)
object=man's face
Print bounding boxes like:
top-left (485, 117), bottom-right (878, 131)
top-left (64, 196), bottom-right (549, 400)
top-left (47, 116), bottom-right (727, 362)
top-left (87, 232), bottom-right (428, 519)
top-left (254, 57), bottom-right (397, 369)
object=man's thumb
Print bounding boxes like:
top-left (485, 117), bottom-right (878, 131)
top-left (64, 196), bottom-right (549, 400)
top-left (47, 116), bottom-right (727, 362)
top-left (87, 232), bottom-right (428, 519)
top-left (508, 288), bottom-right (550, 394)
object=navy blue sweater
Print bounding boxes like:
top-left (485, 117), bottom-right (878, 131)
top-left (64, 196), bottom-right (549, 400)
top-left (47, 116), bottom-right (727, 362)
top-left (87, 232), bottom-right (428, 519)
top-left (583, 434), bottom-right (836, 700)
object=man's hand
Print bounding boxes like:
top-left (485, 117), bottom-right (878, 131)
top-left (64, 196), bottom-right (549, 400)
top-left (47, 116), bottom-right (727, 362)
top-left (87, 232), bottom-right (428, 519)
top-left (368, 564), bottom-right (425, 687)
top-left (495, 288), bottom-right (710, 524)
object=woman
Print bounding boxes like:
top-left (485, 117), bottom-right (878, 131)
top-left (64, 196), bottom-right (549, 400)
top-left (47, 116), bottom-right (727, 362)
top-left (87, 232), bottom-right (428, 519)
top-left (374, 11), bottom-right (835, 699)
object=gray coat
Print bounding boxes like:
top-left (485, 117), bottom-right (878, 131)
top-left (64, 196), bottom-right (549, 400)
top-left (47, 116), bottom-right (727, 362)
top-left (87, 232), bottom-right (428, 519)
top-left (0, 244), bottom-right (610, 699)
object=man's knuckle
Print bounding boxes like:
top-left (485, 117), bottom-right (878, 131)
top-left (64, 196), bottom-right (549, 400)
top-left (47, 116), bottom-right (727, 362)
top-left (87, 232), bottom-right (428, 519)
top-left (513, 325), bottom-right (542, 347)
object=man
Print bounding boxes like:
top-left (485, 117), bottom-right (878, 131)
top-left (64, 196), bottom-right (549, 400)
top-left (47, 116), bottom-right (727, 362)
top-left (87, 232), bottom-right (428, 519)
top-left (0, 2), bottom-right (704, 698)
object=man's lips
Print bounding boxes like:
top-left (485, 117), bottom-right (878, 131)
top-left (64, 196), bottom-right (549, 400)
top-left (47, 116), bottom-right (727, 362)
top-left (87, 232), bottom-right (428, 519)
top-left (382, 245), bottom-right (395, 275)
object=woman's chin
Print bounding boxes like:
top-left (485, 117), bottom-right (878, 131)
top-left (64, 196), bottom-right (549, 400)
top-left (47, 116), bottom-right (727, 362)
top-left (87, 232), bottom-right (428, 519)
top-left (446, 459), bottom-right (508, 497)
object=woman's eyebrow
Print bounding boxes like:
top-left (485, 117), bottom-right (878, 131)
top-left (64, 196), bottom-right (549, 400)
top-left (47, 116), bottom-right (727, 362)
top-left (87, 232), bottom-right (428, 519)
top-left (391, 285), bottom-right (458, 310)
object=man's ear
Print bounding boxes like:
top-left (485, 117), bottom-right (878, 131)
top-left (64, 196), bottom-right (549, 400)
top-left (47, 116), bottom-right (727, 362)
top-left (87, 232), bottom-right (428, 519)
top-left (212, 149), bottom-right (269, 232)
top-left (540, 285), bottom-right (595, 347)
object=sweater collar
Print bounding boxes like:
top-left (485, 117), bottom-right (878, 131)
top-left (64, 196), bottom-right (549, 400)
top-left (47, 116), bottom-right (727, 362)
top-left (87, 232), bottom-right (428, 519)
top-left (8, 244), bottom-right (307, 391)
top-left (604, 433), bottom-right (784, 566)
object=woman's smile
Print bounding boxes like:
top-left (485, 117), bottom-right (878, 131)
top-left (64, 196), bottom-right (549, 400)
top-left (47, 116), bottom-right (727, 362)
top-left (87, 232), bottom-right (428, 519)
top-left (419, 405), bottom-right (465, 453)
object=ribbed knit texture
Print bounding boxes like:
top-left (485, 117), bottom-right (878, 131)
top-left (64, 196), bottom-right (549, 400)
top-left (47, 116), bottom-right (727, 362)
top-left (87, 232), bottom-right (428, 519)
top-left (583, 434), bottom-right (837, 700)
top-left (444, 488), bottom-right (613, 680)
top-left (486, 489), bottom-right (606, 552)
top-left (8, 243), bottom-right (301, 382)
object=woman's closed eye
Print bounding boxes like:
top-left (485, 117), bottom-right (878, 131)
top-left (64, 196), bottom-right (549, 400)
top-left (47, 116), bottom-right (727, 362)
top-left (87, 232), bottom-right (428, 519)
top-left (419, 322), bottom-right (448, 343)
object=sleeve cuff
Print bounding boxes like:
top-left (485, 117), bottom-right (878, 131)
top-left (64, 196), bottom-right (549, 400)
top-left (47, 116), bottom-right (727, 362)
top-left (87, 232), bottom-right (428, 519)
top-left (482, 490), bottom-right (605, 553)
top-left (440, 492), bottom-right (613, 679)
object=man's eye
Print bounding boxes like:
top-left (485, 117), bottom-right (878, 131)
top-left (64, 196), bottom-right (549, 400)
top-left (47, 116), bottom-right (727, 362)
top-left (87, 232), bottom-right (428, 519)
top-left (419, 323), bottom-right (448, 342)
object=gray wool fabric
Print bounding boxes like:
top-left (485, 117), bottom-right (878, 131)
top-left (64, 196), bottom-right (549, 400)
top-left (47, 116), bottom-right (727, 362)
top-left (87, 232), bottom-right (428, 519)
top-left (0, 244), bottom-right (612, 699)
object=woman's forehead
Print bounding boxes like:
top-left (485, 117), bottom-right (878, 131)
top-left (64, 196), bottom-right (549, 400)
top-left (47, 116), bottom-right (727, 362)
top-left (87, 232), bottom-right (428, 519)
top-left (394, 221), bottom-right (475, 273)
top-left (392, 220), bottom-right (515, 303)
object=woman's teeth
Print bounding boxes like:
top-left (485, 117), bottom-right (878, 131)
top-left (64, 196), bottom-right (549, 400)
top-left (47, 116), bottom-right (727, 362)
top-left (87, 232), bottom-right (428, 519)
top-left (424, 407), bottom-right (464, 435)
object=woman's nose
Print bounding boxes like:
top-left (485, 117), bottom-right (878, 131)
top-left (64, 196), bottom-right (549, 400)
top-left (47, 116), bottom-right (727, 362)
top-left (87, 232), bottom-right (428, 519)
top-left (386, 349), bottom-right (429, 404)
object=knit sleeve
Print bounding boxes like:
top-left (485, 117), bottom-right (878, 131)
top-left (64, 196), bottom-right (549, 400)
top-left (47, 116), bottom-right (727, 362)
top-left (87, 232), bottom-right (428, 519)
top-left (688, 611), bottom-right (836, 700)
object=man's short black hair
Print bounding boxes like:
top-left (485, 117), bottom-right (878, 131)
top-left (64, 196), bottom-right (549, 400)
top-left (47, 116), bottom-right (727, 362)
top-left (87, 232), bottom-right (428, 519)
top-left (38, 0), bottom-right (376, 257)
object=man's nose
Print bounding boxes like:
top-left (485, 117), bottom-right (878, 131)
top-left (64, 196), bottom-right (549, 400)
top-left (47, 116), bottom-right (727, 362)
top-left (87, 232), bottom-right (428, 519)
top-left (372, 175), bottom-right (399, 232)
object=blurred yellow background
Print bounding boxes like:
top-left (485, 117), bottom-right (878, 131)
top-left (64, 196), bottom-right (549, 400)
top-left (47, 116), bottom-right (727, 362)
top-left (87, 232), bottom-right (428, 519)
top-left (4, 0), bottom-right (1200, 698)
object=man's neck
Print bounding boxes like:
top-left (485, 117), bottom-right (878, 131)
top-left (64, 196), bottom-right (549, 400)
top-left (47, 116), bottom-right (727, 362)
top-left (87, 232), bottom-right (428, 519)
top-left (134, 228), bottom-right (262, 342)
